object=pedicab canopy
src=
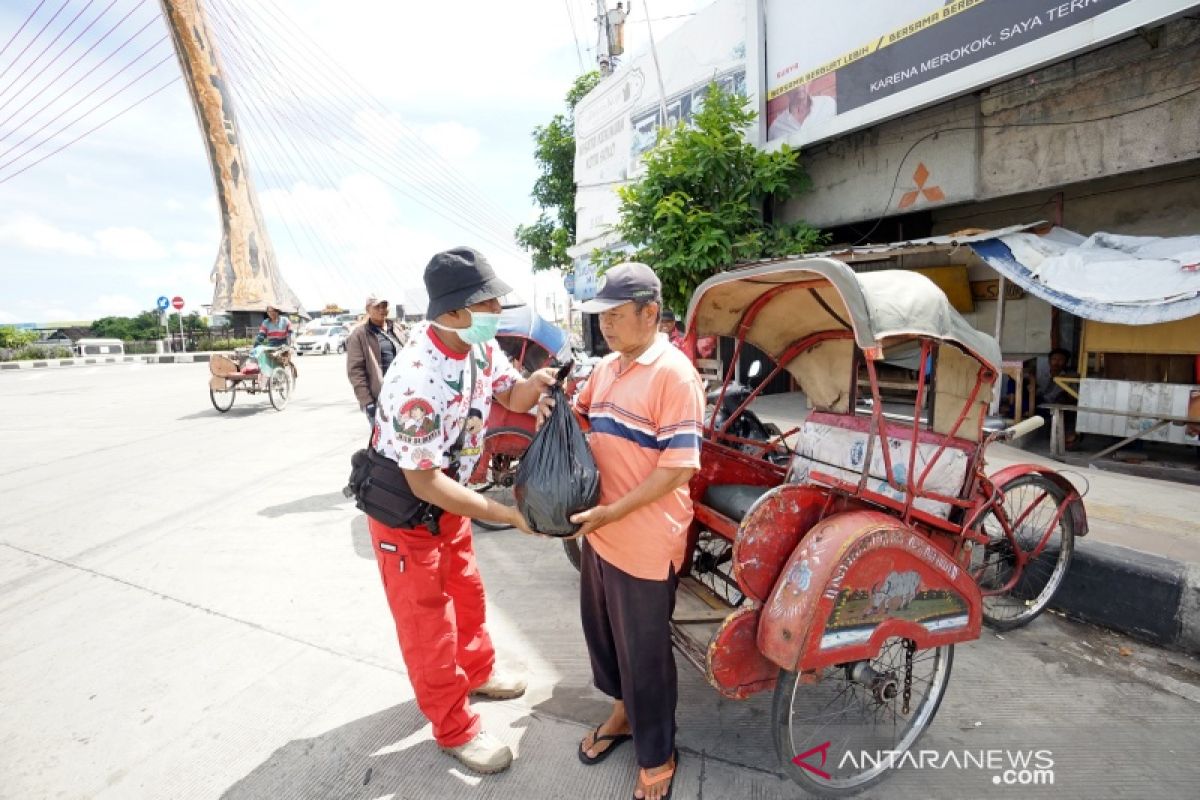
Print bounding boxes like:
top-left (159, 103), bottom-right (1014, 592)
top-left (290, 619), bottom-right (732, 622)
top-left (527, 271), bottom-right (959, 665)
top-left (497, 304), bottom-right (572, 362)
top-left (685, 258), bottom-right (1002, 439)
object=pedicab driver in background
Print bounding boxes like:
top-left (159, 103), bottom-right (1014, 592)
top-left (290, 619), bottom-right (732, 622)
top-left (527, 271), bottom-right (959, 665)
top-left (541, 262), bottom-right (704, 800)
top-left (369, 247), bottom-right (555, 774)
top-left (251, 304), bottom-right (291, 385)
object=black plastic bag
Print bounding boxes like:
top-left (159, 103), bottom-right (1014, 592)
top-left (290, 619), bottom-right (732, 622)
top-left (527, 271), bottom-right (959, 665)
top-left (514, 369), bottom-right (601, 537)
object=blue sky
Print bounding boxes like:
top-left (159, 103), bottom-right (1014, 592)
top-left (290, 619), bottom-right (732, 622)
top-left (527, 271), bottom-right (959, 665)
top-left (0, 0), bottom-right (705, 324)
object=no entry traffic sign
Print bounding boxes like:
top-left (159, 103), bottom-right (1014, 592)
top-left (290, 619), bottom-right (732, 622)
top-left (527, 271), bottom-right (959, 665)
top-left (171, 296), bottom-right (185, 311)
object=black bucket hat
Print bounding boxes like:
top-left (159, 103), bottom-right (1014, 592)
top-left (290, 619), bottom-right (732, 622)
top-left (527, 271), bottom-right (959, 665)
top-left (424, 247), bottom-right (513, 319)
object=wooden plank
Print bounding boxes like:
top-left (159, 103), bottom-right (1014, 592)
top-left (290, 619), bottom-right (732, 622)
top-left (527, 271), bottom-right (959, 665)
top-left (673, 577), bottom-right (734, 623)
top-left (1046, 404), bottom-right (1200, 424)
top-left (1084, 317), bottom-right (1200, 356)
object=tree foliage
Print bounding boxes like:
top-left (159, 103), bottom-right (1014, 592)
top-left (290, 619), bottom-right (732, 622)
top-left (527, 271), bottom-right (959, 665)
top-left (515, 71), bottom-right (601, 271)
top-left (604, 83), bottom-right (826, 312)
top-left (91, 310), bottom-right (208, 340)
top-left (0, 325), bottom-right (37, 348)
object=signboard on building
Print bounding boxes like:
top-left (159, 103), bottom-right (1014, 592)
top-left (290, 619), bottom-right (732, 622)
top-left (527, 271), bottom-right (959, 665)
top-left (764, 0), bottom-right (1196, 146)
top-left (573, 0), bottom-right (751, 248)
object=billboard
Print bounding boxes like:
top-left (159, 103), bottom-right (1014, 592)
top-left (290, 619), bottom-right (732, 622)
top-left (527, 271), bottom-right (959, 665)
top-left (573, 0), bottom-right (751, 249)
top-left (765, 0), bottom-right (1197, 146)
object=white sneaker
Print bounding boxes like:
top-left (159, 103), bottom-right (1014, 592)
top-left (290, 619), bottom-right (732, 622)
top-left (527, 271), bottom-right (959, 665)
top-left (470, 670), bottom-right (527, 700)
top-left (441, 730), bottom-right (513, 774)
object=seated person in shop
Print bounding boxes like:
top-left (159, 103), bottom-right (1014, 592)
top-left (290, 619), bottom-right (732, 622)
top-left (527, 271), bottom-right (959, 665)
top-left (1037, 348), bottom-right (1081, 449)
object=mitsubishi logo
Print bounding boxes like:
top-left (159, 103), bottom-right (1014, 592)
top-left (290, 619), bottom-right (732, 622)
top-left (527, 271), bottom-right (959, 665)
top-left (898, 162), bottom-right (945, 209)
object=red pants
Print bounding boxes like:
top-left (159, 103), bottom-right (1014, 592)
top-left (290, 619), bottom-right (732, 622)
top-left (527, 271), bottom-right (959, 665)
top-left (369, 513), bottom-right (495, 747)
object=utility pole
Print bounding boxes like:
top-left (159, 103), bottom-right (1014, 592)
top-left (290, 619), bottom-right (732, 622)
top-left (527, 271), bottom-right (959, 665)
top-left (157, 0), bottom-right (303, 328)
top-left (595, 1), bottom-right (629, 77)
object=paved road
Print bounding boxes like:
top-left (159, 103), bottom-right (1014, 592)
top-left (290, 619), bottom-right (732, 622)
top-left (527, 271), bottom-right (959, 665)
top-left (2, 358), bottom-right (1199, 799)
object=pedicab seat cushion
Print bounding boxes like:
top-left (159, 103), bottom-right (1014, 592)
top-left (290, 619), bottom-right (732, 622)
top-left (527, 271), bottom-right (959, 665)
top-left (787, 418), bottom-right (970, 518)
top-left (702, 484), bottom-right (772, 523)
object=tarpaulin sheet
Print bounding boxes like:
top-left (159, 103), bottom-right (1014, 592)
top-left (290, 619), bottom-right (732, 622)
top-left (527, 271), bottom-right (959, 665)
top-left (968, 228), bottom-right (1200, 325)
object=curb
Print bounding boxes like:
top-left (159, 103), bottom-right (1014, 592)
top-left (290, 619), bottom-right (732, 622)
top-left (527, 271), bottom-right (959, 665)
top-left (1050, 539), bottom-right (1200, 655)
top-left (0, 353), bottom-right (215, 370)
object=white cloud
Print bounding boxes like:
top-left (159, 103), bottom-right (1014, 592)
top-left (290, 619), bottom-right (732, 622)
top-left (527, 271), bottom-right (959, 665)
top-left (0, 310), bottom-right (18, 324)
top-left (0, 214), bottom-right (96, 256)
top-left (416, 121), bottom-right (483, 162)
top-left (40, 307), bottom-right (79, 322)
top-left (85, 294), bottom-right (142, 318)
top-left (172, 240), bottom-right (214, 260)
top-left (95, 227), bottom-right (170, 260)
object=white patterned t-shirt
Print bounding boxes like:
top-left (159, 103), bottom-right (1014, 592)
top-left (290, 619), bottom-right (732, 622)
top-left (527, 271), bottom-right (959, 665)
top-left (372, 323), bottom-right (522, 482)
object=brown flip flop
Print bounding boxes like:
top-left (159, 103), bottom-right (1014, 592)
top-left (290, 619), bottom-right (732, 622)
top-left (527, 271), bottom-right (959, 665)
top-left (578, 724), bottom-right (632, 766)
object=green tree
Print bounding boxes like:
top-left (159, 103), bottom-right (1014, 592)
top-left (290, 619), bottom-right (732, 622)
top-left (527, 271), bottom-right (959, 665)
top-left (605, 83), bottom-right (827, 312)
top-left (92, 311), bottom-right (167, 341)
top-left (515, 71), bottom-right (602, 271)
top-left (0, 325), bottom-right (37, 348)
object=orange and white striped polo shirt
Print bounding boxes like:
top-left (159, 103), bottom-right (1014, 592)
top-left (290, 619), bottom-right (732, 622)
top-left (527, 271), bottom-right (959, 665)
top-left (574, 334), bottom-right (705, 580)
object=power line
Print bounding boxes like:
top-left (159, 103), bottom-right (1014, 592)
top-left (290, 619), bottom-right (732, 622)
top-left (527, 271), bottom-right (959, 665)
top-left (209, 0), bottom-right (523, 250)
top-left (242, 0), bottom-right (527, 237)
top-left (0, 0), bottom-right (98, 104)
top-left (201, 6), bottom-right (443, 297)
top-left (563, 0), bottom-right (585, 72)
top-left (200, 15), bottom-right (397, 300)
top-left (0, 0), bottom-right (119, 118)
top-left (0, 0), bottom-right (72, 82)
top-left (206, 0), bottom-right (530, 261)
top-left (0, 11), bottom-right (159, 139)
top-left (0, 74), bottom-right (178, 183)
top-left (0, 0), bottom-right (49, 64)
top-left (0, 45), bottom-right (172, 168)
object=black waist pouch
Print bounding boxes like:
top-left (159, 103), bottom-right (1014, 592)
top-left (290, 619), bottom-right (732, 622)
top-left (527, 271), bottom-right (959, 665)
top-left (345, 447), bottom-right (430, 529)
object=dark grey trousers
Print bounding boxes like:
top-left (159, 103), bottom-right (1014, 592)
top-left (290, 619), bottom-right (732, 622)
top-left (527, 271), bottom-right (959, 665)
top-left (579, 539), bottom-right (679, 768)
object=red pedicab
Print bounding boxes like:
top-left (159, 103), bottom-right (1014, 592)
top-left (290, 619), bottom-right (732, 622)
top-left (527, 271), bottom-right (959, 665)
top-left (637, 258), bottom-right (1084, 796)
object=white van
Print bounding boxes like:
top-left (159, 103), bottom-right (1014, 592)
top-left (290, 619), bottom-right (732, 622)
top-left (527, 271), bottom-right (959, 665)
top-left (74, 338), bottom-right (125, 356)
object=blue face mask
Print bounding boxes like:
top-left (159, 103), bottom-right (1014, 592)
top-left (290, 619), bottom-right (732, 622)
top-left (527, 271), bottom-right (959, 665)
top-left (432, 310), bottom-right (501, 344)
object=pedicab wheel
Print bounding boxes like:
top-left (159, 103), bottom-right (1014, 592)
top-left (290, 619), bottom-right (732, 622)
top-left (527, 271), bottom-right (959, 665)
top-left (268, 368), bottom-right (292, 411)
top-left (288, 363), bottom-right (299, 387)
top-left (973, 473), bottom-right (1075, 631)
top-left (209, 380), bottom-right (237, 413)
top-left (773, 639), bottom-right (953, 797)
top-left (467, 427), bottom-right (532, 531)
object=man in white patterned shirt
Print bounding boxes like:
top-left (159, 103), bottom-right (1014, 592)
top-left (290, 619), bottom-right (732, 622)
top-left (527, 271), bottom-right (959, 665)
top-left (368, 247), bottom-right (554, 774)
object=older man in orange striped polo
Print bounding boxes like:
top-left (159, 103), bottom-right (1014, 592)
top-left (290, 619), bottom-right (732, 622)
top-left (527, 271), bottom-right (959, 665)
top-left (562, 262), bottom-right (704, 800)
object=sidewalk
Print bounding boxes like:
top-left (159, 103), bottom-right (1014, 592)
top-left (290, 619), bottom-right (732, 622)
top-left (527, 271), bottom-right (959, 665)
top-left (0, 351), bottom-right (218, 370)
top-left (750, 393), bottom-right (1200, 654)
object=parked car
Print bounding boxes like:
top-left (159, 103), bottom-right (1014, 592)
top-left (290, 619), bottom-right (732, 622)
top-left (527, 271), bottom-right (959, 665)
top-left (294, 325), bottom-right (349, 355)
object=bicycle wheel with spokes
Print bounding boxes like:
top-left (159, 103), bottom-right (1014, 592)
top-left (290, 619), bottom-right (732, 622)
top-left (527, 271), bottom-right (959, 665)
top-left (268, 368), bottom-right (292, 411)
top-left (773, 639), bottom-right (953, 798)
top-left (209, 380), bottom-right (236, 413)
top-left (691, 531), bottom-right (744, 606)
top-left (972, 473), bottom-right (1075, 630)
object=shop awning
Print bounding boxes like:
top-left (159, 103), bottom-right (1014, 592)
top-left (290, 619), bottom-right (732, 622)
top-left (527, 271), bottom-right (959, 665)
top-left (966, 227), bottom-right (1200, 325)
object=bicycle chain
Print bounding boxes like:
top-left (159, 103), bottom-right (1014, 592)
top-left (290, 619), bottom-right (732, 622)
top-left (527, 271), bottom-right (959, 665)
top-left (902, 639), bottom-right (915, 715)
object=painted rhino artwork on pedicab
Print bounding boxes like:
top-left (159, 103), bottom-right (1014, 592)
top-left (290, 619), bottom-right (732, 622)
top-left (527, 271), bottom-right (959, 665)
top-left (868, 570), bottom-right (921, 615)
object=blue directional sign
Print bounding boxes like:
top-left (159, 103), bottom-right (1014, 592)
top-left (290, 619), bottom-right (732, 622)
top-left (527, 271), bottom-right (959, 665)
top-left (156, 296), bottom-right (170, 311)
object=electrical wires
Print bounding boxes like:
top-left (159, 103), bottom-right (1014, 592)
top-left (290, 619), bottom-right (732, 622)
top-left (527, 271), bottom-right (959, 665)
top-left (0, 0), bottom-right (177, 185)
